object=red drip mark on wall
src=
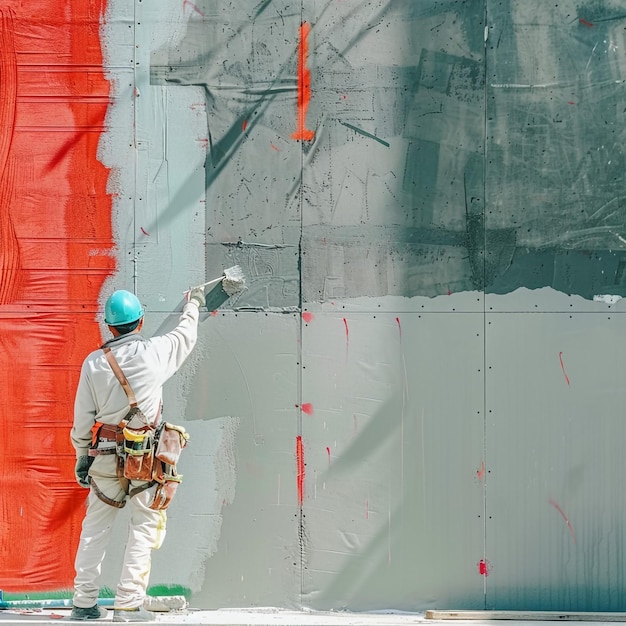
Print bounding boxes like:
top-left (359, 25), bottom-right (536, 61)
top-left (183, 0), bottom-right (205, 17)
top-left (478, 559), bottom-right (491, 576)
top-left (140, 226), bottom-right (150, 236)
top-left (559, 351), bottom-right (570, 386)
top-left (395, 316), bottom-right (402, 338)
top-left (291, 22), bottom-right (315, 141)
top-left (326, 446), bottom-right (331, 465)
top-left (579, 17), bottom-right (594, 27)
top-left (296, 436), bottom-right (305, 506)
top-left (476, 461), bottom-right (485, 481)
top-left (242, 119), bottom-right (248, 132)
top-left (270, 143), bottom-right (280, 152)
top-left (302, 311), bottom-right (314, 323)
top-left (301, 402), bottom-right (314, 415)
top-left (549, 499), bottom-right (577, 544)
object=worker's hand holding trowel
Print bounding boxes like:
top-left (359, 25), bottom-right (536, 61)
top-left (183, 265), bottom-right (246, 306)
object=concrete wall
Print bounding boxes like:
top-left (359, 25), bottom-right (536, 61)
top-left (1, 0), bottom-right (626, 612)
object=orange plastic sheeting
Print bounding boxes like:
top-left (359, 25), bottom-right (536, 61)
top-left (0, 1), bottom-right (113, 590)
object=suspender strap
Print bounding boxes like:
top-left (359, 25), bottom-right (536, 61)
top-left (101, 346), bottom-right (161, 426)
top-left (90, 477), bottom-right (126, 509)
top-left (103, 347), bottom-right (137, 408)
top-left (129, 482), bottom-right (154, 499)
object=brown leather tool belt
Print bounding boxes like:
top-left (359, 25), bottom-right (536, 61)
top-left (88, 423), bottom-right (120, 457)
top-left (98, 423), bottom-right (119, 440)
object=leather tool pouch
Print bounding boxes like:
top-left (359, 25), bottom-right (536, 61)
top-left (155, 422), bottom-right (189, 465)
top-left (122, 424), bottom-right (155, 481)
top-left (149, 473), bottom-right (183, 510)
top-left (148, 422), bottom-right (190, 510)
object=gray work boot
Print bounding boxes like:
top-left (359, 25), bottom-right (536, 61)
top-left (112, 606), bottom-right (156, 622)
top-left (70, 605), bottom-right (108, 620)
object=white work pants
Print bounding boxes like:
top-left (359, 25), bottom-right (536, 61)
top-left (73, 455), bottom-right (167, 609)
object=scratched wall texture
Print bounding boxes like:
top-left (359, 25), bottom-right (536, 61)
top-left (2, 0), bottom-right (626, 613)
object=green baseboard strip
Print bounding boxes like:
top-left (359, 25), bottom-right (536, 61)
top-left (0, 586), bottom-right (190, 612)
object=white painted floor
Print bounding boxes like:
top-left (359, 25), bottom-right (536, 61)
top-left (0, 607), bottom-right (424, 625)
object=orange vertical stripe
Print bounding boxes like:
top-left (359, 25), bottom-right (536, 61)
top-left (291, 22), bottom-right (315, 141)
top-left (296, 435), bottom-right (305, 506)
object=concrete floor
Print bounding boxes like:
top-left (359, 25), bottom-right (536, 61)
top-left (0, 607), bottom-right (423, 625)
top-left (3, 608), bottom-right (626, 626)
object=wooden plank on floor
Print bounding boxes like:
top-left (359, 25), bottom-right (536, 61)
top-left (426, 611), bottom-right (626, 622)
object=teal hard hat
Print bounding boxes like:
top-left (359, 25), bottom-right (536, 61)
top-left (104, 290), bottom-right (144, 326)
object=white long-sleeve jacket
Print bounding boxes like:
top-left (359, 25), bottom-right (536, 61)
top-left (71, 302), bottom-right (200, 458)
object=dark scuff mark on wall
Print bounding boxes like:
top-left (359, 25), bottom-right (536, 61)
top-left (490, 248), bottom-right (626, 297)
top-left (485, 0), bottom-right (626, 298)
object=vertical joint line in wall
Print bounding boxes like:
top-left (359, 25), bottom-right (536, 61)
top-left (481, 0), bottom-right (488, 609)
top-left (132, 0), bottom-right (139, 295)
top-left (296, 0), bottom-right (305, 438)
top-left (297, 0), bottom-right (305, 606)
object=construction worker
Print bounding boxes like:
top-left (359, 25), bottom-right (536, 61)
top-left (70, 286), bottom-right (205, 622)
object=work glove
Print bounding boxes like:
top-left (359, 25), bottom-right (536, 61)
top-left (75, 455), bottom-right (94, 488)
top-left (187, 285), bottom-right (206, 308)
